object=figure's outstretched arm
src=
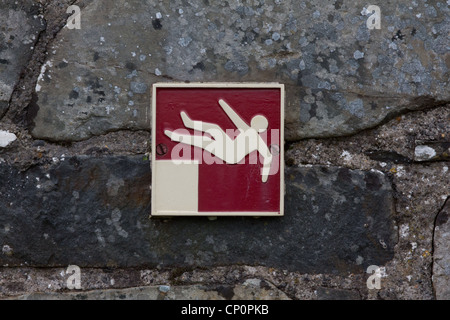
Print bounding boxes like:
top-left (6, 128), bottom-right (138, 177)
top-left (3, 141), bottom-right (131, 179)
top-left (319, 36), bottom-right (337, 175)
top-left (218, 99), bottom-right (250, 131)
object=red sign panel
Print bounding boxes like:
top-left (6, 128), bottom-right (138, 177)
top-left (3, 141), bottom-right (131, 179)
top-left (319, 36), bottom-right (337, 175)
top-left (151, 83), bottom-right (284, 216)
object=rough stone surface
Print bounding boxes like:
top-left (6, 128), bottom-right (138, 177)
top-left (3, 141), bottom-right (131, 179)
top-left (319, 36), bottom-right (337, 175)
top-left (0, 0), bottom-right (449, 301)
top-left (31, 0), bottom-right (449, 141)
top-left (7, 279), bottom-right (290, 300)
top-left (316, 287), bottom-right (361, 300)
top-left (0, 155), bottom-right (152, 267)
top-left (0, 265), bottom-right (368, 300)
top-left (0, 0), bottom-right (45, 119)
top-left (286, 105), bottom-right (449, 170)
top-left (433, 198), bottom-right (450, 300)
top-left (287, 105), bottom-right (449, 299)
top-left (0, 156), bottom-right (396, 273)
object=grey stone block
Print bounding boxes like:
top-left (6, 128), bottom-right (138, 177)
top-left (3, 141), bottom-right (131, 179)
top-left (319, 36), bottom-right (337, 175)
top-left (0, 156), bottom-right (397, 274)
top-left (30, 0), bottom-right (449, 141)
top-left (0, 0), bottom-right (45, 118)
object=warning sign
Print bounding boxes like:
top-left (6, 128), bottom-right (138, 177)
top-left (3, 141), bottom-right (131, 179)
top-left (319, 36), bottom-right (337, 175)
top-left (151, 83), bottom-right (284, 216)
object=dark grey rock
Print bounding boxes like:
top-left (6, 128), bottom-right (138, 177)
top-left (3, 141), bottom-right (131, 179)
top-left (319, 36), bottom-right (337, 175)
top-left (0, 101), bottom-right (8, 119)
top-left (0, 0), bottom-right (45, 118)
top-left (0, 156), bottom-right (152, 267)
top-left (0, 156), bottom-right (397, 273)
top-left (316, 287), bottom-right (361, 300)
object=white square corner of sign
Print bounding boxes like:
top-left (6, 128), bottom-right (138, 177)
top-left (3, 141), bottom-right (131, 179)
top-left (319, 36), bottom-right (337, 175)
top-left (152, 160), bottom-right (199, 215)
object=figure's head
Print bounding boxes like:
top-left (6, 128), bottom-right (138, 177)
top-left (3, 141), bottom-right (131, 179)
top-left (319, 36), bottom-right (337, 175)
top-left (250, 115), bottom-right (269, 133)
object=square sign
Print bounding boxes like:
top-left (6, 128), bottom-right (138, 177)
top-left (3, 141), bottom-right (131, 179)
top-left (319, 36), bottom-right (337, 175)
top-left (151, 83), bottom-right (284, 216)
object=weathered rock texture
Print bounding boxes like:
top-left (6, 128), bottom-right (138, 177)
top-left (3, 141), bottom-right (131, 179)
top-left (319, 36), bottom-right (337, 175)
top-left (433, 198), bottom-right (450, 300)
top-left (0, 157), bottom-right (396, 273)
top-left (0, 0), bottom-right (449, 300)
top-left (30, 0), bottom-right (449, 141)
top-left (0, 0), bottom-right (45, 118)
top-left (9, 279), bottom-right (290, 300)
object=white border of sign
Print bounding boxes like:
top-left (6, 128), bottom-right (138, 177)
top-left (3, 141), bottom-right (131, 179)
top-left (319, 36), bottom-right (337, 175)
top-left (151, 82), bottom-right (285, 217)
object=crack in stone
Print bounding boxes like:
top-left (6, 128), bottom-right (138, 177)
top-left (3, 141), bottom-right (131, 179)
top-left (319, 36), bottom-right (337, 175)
top-left (431, 196), bottom-right (450, 300)
top-left (3, 0), bottom-right (80, 126)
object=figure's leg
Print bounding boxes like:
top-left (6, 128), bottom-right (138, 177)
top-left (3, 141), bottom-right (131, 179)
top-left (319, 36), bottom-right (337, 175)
top-left (164, 130), bottom-right (214, 149)
top-left (180, 112), bottom-right (223, 133)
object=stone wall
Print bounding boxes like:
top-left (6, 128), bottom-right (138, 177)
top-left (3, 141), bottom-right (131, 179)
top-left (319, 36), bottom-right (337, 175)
top-left (0, 0), bottom-right (448, 300)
